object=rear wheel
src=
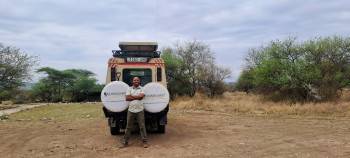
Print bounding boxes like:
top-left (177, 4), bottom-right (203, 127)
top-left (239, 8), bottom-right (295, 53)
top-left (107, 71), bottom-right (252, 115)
top-left (110, 126), bottom-right (121, 135)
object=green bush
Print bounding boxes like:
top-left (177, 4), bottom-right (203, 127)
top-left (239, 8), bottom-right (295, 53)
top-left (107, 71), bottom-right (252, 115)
top-left (235, 69), bottom-right (255, 93)
top-left (238, 36), bottom-right (350, 101)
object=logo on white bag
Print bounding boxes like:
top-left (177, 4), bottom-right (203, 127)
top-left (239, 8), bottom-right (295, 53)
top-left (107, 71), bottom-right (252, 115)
top-left (104, 92), bottom-right (126, 97)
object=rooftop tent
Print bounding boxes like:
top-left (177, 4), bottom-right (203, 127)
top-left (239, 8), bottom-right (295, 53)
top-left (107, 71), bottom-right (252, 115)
top-left (113, 42), bottom-right (160, 58)
top-left (119, 42), bottom-right (158, 52)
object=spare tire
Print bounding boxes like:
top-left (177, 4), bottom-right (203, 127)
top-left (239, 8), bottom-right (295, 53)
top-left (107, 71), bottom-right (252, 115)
top-left (101, 81), bottom-right (129, 112)
top-left (143, 83), bottom-right (170, 113)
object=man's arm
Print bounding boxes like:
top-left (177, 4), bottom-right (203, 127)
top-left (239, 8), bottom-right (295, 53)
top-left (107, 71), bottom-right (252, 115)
top-left (126, 93), bottom-right (144, 101)
top-left (125, 87), bottom-right (145, 101)
top-left (126, 95), bottom-right (136, 101)
top-left (139, 93), bottom-right (145, 98)
top-left (125, 88), bottom-right (134, 101)
top-left (137, 87), bottom-right (145, 100)
top-left (137, 93), bottom-right (145, 100)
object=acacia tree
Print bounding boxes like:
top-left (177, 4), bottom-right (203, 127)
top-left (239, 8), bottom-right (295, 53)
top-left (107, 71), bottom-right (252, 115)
top-left (0, 43), bottom-right (37, 101)
top-left (198, 60), bottom-right (231, 97)
top-left (32, 67), bottom-right (103, 102)
top-left (34, 67), bottom-right (75, 102)
top-left (162, 40), bottom-right (231, 97)
top-left (64, 69), bottom-right (101, 102)
top-left (162, 47), bottom-right (196, 99)
top-left (175, 40), bottom-right (215, 96)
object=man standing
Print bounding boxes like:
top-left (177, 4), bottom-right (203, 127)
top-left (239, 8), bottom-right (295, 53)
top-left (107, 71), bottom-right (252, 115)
top-left (121, 77), bottom-right (148, 148)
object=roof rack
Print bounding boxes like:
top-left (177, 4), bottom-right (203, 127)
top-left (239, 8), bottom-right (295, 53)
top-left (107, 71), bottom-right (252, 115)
top-left (112, 50), bottom-right (161, 58)
top-left (112, 42), bottom-right (160, 58)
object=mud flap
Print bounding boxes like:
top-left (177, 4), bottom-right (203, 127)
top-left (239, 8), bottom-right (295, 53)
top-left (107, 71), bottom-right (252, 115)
top-left (159, 115), bottom-right (167, 125)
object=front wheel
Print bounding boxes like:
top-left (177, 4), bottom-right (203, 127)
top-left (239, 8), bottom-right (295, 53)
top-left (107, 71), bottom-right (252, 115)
top-left (110, 126), bottom-right (121, 135)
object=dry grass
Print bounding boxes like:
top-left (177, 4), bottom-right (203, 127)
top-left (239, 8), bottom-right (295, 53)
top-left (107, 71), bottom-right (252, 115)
top-left (171, 91), bottom-right (350, 117)
top-left (7, 103), bottom-right (103, 121)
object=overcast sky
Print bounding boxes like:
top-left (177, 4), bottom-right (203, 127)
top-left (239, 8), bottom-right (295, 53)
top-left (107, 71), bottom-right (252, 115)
top-left (1, 0), bottom-right (350, 83)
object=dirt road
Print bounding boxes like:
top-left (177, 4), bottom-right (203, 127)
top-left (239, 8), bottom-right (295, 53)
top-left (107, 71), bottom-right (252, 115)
top-left (1, 107), bottom-right (350, 158)
top-left (0, 103), bottom-right (47, 117)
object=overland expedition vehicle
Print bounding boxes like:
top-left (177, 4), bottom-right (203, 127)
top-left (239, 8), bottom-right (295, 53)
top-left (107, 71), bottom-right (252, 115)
top-left (102, 42), bottom-right (169, 135)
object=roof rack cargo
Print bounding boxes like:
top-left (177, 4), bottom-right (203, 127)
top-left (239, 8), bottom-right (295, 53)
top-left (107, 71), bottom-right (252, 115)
top-left (112, 42), bottom-right (160, 58)
top-left (119, 42), bottom-right (158, 51)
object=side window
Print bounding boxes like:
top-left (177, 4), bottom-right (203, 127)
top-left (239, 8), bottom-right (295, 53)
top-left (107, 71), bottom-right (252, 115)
top-left (157, 67), bottom-right (162, 81)
top-left (111, 68), bottom-right (116, 81)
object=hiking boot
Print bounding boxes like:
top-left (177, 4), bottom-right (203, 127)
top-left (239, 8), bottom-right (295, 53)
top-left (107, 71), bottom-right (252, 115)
top-left (119, 141), bottom-right (128, 148)
top-left (143, 141), bottom-right (149, 148)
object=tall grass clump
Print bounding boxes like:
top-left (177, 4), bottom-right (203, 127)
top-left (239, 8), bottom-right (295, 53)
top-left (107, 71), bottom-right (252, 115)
top-left (171, 91), bottom-right (350, 116)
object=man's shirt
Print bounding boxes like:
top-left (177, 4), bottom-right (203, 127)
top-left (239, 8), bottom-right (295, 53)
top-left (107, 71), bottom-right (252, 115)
top-left (126, 86), bottom-right (145, 113)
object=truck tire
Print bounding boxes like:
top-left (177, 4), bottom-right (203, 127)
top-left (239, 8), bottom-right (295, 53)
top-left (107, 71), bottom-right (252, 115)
top-left (110, 126), bottom-right (121, 135)
top-left (158, 125), bottom-right (166, 134)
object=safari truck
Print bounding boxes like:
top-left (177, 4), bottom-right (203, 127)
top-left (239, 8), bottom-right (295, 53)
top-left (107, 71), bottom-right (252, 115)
top-left (102, 42), bottom-right (169, 135)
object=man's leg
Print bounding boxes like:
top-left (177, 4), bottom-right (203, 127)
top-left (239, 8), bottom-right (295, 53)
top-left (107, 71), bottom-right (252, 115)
top-left (123, 111), bottom-right (135, 145)
top-left (136, 111), bottom-right (148, 143)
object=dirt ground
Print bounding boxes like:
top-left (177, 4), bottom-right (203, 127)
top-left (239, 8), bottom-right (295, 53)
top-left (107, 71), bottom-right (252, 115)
top-left (1, 105), bottom-right (350, 158)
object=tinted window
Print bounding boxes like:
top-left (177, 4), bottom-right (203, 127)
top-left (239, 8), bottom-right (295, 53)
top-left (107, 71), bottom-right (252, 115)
top-left (157, 67), bottom-right (162, 81)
